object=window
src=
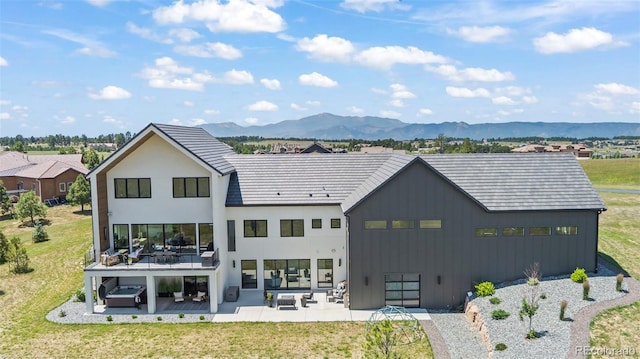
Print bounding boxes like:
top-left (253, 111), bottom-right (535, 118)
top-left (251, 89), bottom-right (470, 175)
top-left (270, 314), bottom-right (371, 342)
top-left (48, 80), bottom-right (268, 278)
top-left (113, 224), bottom-right (129, 252)
top-left (392, 220), bottom-right (414, 229)
top-left (476, 228), bottom-right (498, 237)
top-left (503, 227), bottom-right (525, 236)
top-left (280, 219), bottom-right (304, 237)
top-left (264, 259), bottom-right (310, 290)
top-left (419, 219), bottom-right (442, 229)
top-left (244, 220), bottom-right (267, 237)
top-left (241, 260), bottom-right (258, 289)
top-left (317, 259), bottom-right (333, 288)
top-left (198, 223), bottom-right (214, 252)
top-left (130, 223), bottom-right (195, 252)
top-left (59, 183), bottom-right (66, 192)
top-left (312, 219), bottom-right (322, 229)
top-left (385, 273), bottom-right (420, 308)
top-left (173, 177), bottom-right (210, 198)
top-left (227, 220), bottom-right (236, 251)
top-left (330, 218), bottom-right (341, 229)
top-left (529, 227), bottom-right (551, 236)
top-left (556, 226), bottom-right (578, 235)
top-left (115, 178), bottom-right (151, 198)
top-left (365, 220), bottom-right (387, 229)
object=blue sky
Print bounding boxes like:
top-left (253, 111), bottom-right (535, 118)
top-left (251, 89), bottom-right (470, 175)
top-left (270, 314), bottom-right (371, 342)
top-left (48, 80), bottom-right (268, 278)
top-left (1, 0), bottom-right (639, 137)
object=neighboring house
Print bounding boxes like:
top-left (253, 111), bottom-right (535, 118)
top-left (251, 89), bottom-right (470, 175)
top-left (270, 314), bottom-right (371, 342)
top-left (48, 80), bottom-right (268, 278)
top-left (0, 151), bottom-right (88, 202)
top-left (512, 144), bottom-right (592, 159)
top-left (83, 124), bottom-right (605, 314)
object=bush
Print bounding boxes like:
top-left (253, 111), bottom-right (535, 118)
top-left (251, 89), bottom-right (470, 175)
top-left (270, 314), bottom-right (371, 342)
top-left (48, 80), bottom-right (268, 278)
top-left (540, 293), bottom-right (547, 300)
top-left (74, 289), bottom-right (86, 302)
top-left (582, 280), bottom-right (590, 300)
top-left (31, 220), bottom-right (49, 243)
top-left (157, 316), bottom-right (163, 321)
top-left (491, 309), bottom-right (510, 320)
top-left (199, 315), bottom-right (205, 321)
top-left (495, 343), bottom-right (507, 351)
top-left (560, 300), bottom-right (568, 320)
top-left (58, 310), bottom-right (66, 318)
top-left (106, 315), bottom-right (113, 322)
top-left (179, 313), bottom-right (185, 318)
top-left (616, 273), bottom-right (624, 292)
top-left (475, 281), bottom-right (495, 297)
top-left (489, 297), bottom-right (501, 305)
top-left (131, 315), bottom-right (138, 319)
top-left (571, 268), bottom-right (588, 283)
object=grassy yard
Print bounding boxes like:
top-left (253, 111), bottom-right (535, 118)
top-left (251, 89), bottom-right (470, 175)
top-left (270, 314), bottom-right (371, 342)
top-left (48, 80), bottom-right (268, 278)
top-left (580, 158), bottom-right (640, 190)
top-left (0, 205), bottom-right (432, 358)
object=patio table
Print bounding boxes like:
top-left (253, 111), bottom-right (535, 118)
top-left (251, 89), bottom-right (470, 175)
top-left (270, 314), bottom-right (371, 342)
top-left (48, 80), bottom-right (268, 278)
top-left (276, 294), bottom-right (296, 309)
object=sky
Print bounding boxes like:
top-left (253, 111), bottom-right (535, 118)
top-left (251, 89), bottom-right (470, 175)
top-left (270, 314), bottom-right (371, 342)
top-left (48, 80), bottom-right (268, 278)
top-left (0, 0), bottom-right (639, 137)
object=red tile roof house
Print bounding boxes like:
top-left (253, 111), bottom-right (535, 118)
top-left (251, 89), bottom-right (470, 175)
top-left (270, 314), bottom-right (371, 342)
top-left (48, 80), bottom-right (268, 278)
top-left (0, 151), bottom-right (88, 203)
top-left (82, 123), bottom-right (605, 314)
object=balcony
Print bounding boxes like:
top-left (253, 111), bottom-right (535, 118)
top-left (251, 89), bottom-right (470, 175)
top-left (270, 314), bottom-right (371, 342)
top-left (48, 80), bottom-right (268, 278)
top-left (85, 250), bottom-right (220, 272)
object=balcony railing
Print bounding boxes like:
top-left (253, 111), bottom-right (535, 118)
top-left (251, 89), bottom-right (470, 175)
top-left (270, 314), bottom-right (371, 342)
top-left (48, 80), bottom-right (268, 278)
top-left (85, 249), bottom-right (220, 271)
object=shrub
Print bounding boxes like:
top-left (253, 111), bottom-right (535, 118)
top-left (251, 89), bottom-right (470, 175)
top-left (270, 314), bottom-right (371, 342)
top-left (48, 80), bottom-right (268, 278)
top-left (540, 293), bottom-right (547, 299)
top-left (571, 268), bottom-right (588, 283)
top-left (178, 313), bottom-right (185, 318)
top-left (582, 280), bottom-right (590, 300)
top-left (489, 297), bottom-right (501, 305)
top-left (491, 309), bottom-right (510, 320)
top-left (106, 315), bottom-right (113, 322)
top-left (495, 343), bottom-right (507, 351)
top-left (131, 315), bottom-right (138, 319)
top-left (58, 310), bottom-right (66, 318)
top-left (616, 273), bottom-right (624, 292)
top-left (199, 315), bottom-right (205, 321)
top-left (31, 220), bottom-right (49, 243)
top-left (560, 300), bottom-right (568, 320)
top-left (475, 281), bottom-right (495, 297)
top-left (157, 316), bottom-right (163, 321)
top-left (525, 330), bottom-right (537, 339)
top-left (74, 289), bottom-right (86, 302)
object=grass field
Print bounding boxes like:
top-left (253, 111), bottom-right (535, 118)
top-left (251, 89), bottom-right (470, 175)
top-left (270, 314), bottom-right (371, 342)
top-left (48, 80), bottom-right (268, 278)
top-left (0, 206), bottom-right (432, 358)
top-left (580, 158), bottom-right (640, 190)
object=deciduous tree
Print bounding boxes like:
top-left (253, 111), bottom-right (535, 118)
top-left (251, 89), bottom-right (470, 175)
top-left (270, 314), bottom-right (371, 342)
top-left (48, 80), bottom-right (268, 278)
top-left (14, 191), bottom-right (47, 226)
top-left (67, 174), bottom-right (91, 211)
top-left (0, 180), bottom-right (12, 216)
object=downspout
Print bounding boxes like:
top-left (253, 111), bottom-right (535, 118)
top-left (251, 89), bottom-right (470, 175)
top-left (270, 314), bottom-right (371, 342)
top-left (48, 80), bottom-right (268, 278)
top-left (596, 208), bottom-right (606, 273)
top-left (36, 179), bottom-right (42, 199)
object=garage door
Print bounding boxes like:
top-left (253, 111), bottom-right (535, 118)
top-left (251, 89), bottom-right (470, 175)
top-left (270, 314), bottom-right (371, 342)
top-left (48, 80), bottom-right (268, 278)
top-left (385, 273), bottom-right (420, 308)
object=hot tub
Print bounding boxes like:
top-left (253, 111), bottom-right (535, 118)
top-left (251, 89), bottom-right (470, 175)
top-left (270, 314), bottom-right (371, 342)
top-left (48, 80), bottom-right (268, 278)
top-left (105, 285), bottom-right (146, 307)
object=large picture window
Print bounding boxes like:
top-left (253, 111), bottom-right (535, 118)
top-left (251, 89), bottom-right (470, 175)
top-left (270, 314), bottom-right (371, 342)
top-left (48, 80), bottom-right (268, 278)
top-left (244, 220), bottom-right (268, 237)
top-left (280, 219), bottom-right (304, 237)
top-left (173, 177), bottom-right (210, 198)
top-left (198, 223), bottom-right (214, 252)
top-left (115, 178), bottom-right (151, 198)
top-left (113, 224), bottom-right (129, 252)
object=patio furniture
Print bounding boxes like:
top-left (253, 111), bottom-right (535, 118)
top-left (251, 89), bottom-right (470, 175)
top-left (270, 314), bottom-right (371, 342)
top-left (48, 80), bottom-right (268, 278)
top-left (192, 291), bottom-right (207, 302)
top-left (174, 292), bottom-right (184, 303)
top-left (128, 247), bottom-right (144, 263)
top-left (277, 294), bottom-right (296, 310)
top-left (303, 290), bottom-right (314, 302)
top-left (100, 250), bottom-right (120, 266)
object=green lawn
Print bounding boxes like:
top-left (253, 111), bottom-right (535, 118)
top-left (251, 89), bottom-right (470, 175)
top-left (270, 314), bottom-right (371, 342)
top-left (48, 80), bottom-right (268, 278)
top-left (0, 205), bottom-right (432, 358)
top-left (581, 158), bottom-right (640, 190)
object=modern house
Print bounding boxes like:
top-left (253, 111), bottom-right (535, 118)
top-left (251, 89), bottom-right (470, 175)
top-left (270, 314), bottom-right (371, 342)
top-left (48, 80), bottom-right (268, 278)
top-left (83, 123), bottom-right (605, 313)
top-left (0, 151), bottom-right (88, 203)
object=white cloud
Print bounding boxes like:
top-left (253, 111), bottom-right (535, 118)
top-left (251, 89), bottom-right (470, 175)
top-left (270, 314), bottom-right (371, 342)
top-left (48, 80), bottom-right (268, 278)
top-left (533, 27), bottom-right (615, 54)
top-left (451, 26), bottom-right (510, 43)
top-left (354, 46), bottom-right (446, 70)
top-left (594, 83), bottom-right (639, 95)
top-left (390, 84), bottom-right (416, 99)
top-left (296, 34), bottom-right (354, 62)
top-left (340, 0), bottom-right (410, 13)
top-left (222, 69), bottom-right (254, 84)
top-left (388, 99), bottom-right (405, 108)
top-left (306, 100), bottom-right (321, 106)
top-left (347, 106), bottom-right (364, 114)
top-left (427, 65), bottom-right (515, 82)
top-left (495, 86), bottom-right (531, 97)
top-left (497, 109), bottom-right (524, 116)
top-left (174, 42), bottom-right (242, 59)
top-left (204, 109), bottom-right (220, 115)
top-left (370, 87), bottom-right (387, 95)
top-left (168, 28), bottom-right (202, 43)
top-left (103, 115), bottom-right (124, 128)
top-left (244, 117), bottom-right (259, 125)
top-left (260, 78), bottom-right (281, 90)
top-left (88, 86), bottom-right (132, 100)
top-left (445, 86), bottom-right (491, 98)
top-left (417, 108), bottom-right (433, 116)
top-left (153, 0), bottom-right (286, 33)
top-left (126, 22), bottom-right (172, 44)
top-left (43, 28), bottom-right (116, 57)
top-left (86, 0), bottom-right (111, 7)
top-left (0, 100), bottom-right (11, 106)
top-left (60, 116), bottom-right (75, 124)
top-left (169, 118), bottom-right (208, 126)
top-left (291, 103), bottom-right (307, 111)
top-left (183, 101), bottom-right (194, 107)
top-left (492, 96), bottom-right (517, 105)
top-left (0, 113), bottom-right (10, 120)
top-left (248, 100), bottom-right (278, 111)
top-left (379, 110), bottom-right (401, 118)
top-left (138, 57), bottom-right (205, 91)
top-left (0, 56), bottom-right (8, 66)
top-left (522, 95), bottom-right (539, 104)
top-left (299, 72), bottom-right (338, 87)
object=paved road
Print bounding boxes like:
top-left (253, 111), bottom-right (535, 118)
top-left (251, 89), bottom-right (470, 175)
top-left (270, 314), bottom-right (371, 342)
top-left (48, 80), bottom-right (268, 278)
top-left (595, 188), bottom-right (640, 195)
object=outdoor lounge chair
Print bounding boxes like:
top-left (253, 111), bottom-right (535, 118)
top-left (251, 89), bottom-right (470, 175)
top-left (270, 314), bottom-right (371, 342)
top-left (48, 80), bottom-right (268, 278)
top-left (174, 292), bottom-right (184, 303)
top-left (192, 291), bottom-right (207, 302)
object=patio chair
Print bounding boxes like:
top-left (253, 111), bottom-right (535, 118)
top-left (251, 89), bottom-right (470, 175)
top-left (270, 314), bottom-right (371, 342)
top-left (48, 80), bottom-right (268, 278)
top-left (192, 291), bottom-right (207, 303)
top-left (173, 292), bottom-right (185, 303)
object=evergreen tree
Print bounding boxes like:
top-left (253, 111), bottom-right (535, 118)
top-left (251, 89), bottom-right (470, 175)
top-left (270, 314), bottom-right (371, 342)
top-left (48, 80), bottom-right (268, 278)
top-left (0, 180), bottom-right (12, 216)
top-left (83, 148), bottom-right (101, 169)
top-left (7, 236), bottom-right (32, 274)
top-left (67, 174), bottom-right (91, 211)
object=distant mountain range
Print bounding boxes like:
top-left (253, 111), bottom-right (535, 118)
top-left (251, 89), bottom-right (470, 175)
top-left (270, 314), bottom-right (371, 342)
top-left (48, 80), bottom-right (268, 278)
top-left (199, 113), bottom-right (640, 140)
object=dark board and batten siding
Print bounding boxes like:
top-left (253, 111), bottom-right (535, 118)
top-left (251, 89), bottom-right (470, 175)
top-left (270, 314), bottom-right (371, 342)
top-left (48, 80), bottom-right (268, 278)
top-left (347, 161), bottom-right (599, 310)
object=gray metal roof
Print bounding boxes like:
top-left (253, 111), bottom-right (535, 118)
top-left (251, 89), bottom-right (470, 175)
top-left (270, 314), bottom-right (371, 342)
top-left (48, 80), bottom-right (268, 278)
top-left (225, 153), bottom-right (403, 206)
top-left (225, 151), bottom-right (604, 212)
top-left (421, 152), bottom-right (606, 211)
top-left (153, 123), bottom-right (236, 175)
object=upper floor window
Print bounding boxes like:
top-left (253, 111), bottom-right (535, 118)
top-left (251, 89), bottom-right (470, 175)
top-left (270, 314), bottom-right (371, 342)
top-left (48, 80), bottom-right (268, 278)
top-left (312, 219), bottom-right (322, 229)
top-left (556, 226), bottom-right (578, 235)
top-left (244, 220), bottom-right (267, 237)
top-left (529, 227), bottom-right (551, 236)
top-left (365, 220), bottom-right (387, 229)
top-left (419, 219), bottom-right (442, 229)
top-left (476, 228), bottom-right (498, 237)
top-left (330, 218), bottom-right (341, 229)
top-left (115, 178), bottom-right (151, 198)
top-left (281, 219), bottom-right (304, 237)
top-left (173, 177), bottom-right (210, 198)
top-left (392, 220), bottom-right (414, 229)
top-left (503, 227), bottom-right (525, 236)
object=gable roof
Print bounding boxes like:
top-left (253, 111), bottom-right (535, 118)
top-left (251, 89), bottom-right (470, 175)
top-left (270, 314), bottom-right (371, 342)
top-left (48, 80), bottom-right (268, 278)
top-left (0, 151), bottom-right (87, 178)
